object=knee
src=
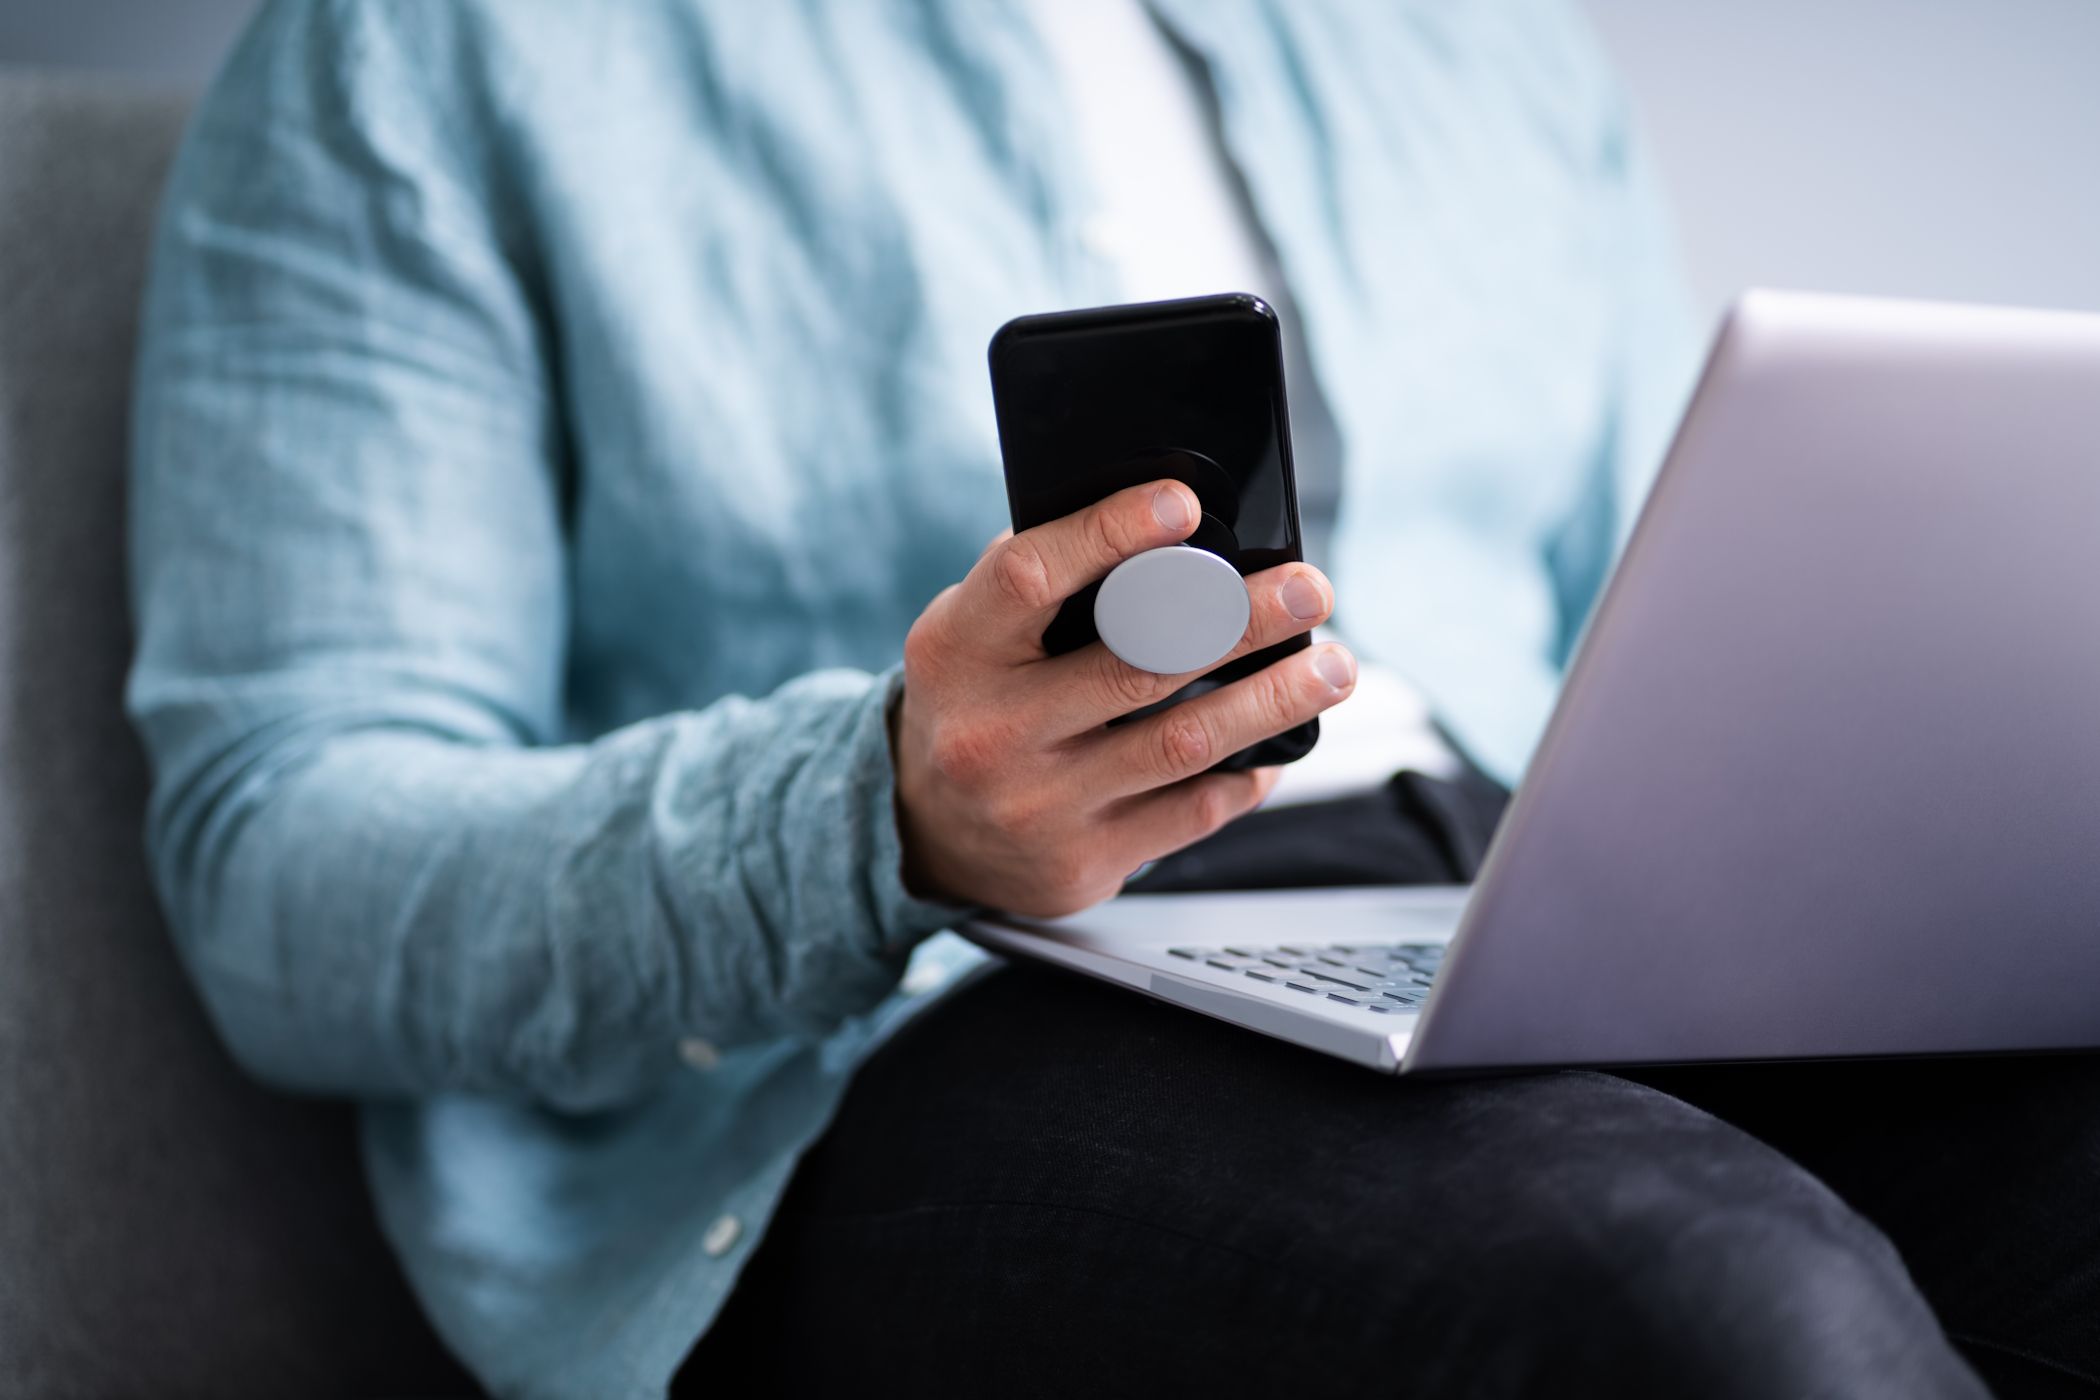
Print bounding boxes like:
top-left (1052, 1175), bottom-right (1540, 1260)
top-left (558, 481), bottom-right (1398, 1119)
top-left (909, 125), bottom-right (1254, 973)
top-left (1493, 1174), bottom-right (1979, 1399)
top-left (1633, 1208), bottom-right (1960, 1396)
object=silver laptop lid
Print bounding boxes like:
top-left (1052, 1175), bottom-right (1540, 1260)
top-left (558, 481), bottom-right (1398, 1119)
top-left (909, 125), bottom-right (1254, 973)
top-left (1409, 291), bottom-right (2100, 1071)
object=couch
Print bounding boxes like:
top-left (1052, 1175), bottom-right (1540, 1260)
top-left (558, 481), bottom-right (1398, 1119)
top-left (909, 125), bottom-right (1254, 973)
top-left (0, 70), bottom-right (474, 1398)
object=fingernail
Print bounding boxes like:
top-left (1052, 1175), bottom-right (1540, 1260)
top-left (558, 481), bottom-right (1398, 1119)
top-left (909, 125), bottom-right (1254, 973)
top-left (1281, 573), bottom-right (1325, 621)
top-left (1313, 646), bottom-right (1356, 691)
top-left (1152, 484), bottom-right (1195, 533)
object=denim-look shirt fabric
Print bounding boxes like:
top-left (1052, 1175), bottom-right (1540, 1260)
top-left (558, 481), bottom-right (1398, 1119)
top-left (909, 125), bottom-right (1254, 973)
top-left (126, 2), bottom-right (1696, 1394)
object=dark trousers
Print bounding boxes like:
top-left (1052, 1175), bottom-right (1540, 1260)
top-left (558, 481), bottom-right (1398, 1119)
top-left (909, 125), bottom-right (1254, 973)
top-left (684, 772), bottom-right (2100, 1399)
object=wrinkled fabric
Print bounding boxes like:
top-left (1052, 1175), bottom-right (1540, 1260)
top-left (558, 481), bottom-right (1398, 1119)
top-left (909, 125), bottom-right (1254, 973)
top-left (684, 963), bottom-right (1994, 1400)
top-left (127, 2), bottom-right (1695, 1396)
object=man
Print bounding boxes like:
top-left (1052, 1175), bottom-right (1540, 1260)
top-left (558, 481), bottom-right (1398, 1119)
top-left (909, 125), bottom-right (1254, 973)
top-left (129, 2), bottom-right (2097, 1396)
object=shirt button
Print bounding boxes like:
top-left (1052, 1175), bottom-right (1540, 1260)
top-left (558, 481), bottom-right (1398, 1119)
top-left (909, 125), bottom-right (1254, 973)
top-left (900, 963), bottom-right (947, 997)
top-left (701, 1213), bottom-right (743, 1258)
top-left (677, 1037), bottom-right (721, 1072)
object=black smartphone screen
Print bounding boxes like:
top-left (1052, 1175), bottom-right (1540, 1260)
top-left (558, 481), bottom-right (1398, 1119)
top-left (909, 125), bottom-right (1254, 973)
top-left (987, 293), bottom-right (1317, 768)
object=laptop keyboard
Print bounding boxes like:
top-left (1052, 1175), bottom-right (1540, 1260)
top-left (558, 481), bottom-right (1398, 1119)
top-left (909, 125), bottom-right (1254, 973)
top-left (1166, 942), bottom-right (1444, 1015)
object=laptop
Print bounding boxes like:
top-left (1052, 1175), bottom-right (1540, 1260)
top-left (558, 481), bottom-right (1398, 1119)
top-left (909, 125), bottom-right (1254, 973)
top-left (964, 290), bottom-right (2100, 1074)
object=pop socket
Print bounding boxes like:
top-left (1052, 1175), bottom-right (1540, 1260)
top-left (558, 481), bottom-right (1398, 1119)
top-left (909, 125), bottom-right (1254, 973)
top-left (1093, 545), bottom-right (1250, 675)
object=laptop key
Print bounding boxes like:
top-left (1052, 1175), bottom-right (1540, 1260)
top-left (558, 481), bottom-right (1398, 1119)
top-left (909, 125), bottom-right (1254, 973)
top-left (1168, 948), bottom-right (1202, 959)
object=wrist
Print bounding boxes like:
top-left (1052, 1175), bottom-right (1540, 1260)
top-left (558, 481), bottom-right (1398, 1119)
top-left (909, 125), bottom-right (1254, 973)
top-left (887, 680), bottom-right (953, 905)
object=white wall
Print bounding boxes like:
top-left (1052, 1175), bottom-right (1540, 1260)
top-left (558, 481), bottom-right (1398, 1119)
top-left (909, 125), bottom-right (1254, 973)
top-left (1582, 0), bottom-right (2100, 322)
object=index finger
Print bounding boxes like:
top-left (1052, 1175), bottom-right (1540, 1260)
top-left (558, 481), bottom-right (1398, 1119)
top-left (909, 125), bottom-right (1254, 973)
top-left (957, 479), bottom-right (1200, 657)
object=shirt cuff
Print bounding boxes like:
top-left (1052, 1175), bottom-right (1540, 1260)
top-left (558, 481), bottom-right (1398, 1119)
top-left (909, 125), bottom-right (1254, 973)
top-left (856, 664), bottom-right (981, 953)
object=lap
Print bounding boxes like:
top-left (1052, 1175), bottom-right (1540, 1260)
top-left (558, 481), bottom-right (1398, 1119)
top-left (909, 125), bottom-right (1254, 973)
top-left (690, 963), bottom-right (1996, 1399)
top-left (689, 775), bottom-right (2100, 1397)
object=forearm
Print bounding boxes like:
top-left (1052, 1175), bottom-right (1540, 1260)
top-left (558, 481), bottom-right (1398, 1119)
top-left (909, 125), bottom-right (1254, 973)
top-left (153, 667), bottom-right (955, 1111)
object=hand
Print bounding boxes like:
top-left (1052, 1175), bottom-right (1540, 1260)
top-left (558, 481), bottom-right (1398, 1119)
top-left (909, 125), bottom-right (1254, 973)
top-left (893, 479), bottom-right (1356, 916)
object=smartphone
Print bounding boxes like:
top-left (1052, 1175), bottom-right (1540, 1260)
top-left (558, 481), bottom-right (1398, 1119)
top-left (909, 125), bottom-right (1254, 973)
top-left (987, 292), bottom-right (1319, 770)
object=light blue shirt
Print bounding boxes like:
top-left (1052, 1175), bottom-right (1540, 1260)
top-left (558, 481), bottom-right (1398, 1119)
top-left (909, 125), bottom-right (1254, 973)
top-left (127, 2), bottom-right (1695, 1395)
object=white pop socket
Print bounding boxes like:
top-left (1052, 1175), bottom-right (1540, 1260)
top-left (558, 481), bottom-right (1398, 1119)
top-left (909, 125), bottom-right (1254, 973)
top-left (1093, 545), bottom-right (1250, 675)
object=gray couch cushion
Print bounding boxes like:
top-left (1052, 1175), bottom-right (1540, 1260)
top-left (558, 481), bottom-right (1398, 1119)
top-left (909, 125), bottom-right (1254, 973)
top-left (0, 70), bottom-right (472, 1397)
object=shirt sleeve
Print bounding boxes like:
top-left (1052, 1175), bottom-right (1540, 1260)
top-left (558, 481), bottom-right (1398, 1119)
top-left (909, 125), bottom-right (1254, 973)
top-left (1540, 63), bottom-right (1704, 669)
top-left (126, 1), bottom-right (959, 1113)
